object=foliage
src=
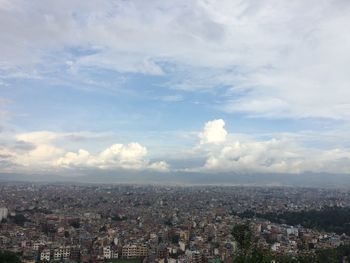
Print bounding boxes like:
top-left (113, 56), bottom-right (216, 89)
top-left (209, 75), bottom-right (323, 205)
top-left (239, 207), bottom-right (350, 235)
top-left (0, 251), bottom-right (22, 263)
top-left (171, 234), bottom-right (180, 244)
top-left (10, 214), bottom-right (30, 227)
top-left (111, 215), bottom-right (128, 221)
top-left (231, 223), bottom-right (350, 262)
top-left (233, 247), bottom-right (272, 263)
top-left (232, 224), bottom-right (252, 252)
top-left (232, 224), bottom-right (273, 262)
top-left (265, 245), bottom-right (350, 263)
top-left (70, 221), bottom-right (80, 228)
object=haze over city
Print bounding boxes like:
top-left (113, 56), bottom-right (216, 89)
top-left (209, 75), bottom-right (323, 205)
top-left (1, 0), bottom-right (350, 186)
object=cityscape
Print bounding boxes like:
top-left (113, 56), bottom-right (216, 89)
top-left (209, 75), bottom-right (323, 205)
top-left (2, 0), bottom-right (350, 262)
top-left (1, 183), bottom-right (350, 262)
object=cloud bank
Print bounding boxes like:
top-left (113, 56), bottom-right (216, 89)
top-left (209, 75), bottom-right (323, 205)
top-left (0, 131), bottom-right (169, 173)
top-left (190, 119), bottom-right (350, 174)
top-left (1, 120), bottom-right (350, 176)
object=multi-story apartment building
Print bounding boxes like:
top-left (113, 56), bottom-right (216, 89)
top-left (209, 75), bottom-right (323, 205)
top-left (122, 244), bottom-right (148, 258)
top-left (40, 249), bottom-right (50, 261)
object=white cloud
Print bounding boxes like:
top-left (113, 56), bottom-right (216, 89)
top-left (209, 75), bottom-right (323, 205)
top-left (96, 143), bottom-right (148, 170)
top-left (55, 143), bottom-right (169, 171)
top-left (99, 143), bottom-right (147, 162)
top-left (199, 119), bottom-right (227, 144)
top-left (1, 131), bottom-right (169, 172)
top-left (200, 139), bottom-right (304, 174)
top-left (148, 161), bottom-right (169, 172)
top-left (55, 149), bottom-right (92, 168)
top-left (191, 119), bottom-right (350, 174)
top-left (11, 131), bottom-right (64, 169)
top-left (0, 147), bottom-right (14, 163)
top-left (1, 122), bottom-right (350, 175)
top-left (1, 1), bottom-right (350, 119)
top-left (16, 144), bottom-right (65, 168)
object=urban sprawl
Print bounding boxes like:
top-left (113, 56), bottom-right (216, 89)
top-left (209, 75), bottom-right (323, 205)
top-left (1, 183), bottom-right (350, 262)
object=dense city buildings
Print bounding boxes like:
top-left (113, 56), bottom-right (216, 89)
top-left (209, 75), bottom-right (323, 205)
top-left (1, 183), bottom-right (350, 262)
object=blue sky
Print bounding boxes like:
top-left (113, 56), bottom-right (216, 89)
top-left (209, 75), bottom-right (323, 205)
top-left (1, 0), bottom-right (350, 179)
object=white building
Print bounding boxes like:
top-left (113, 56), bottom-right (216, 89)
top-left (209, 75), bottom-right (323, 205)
top-left (271, 242), bottom-right (281, 252)
top-left (53, 248), bottom-right (62, 261)
top-left (178, 241), bottom-right (186, 251)
top-left (286, 227), bottom-right (299, 236)
top-left (51, 247), bottom-right (70, 261)
top-left (0, 207), bottom-right (8, 221)
top-left (40, 249), bottom-right (51, 261)
top-left (103, 246), bottom-right (111, 259)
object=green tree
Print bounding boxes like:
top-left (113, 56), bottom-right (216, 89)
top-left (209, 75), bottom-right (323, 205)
top-left (316, 248), bottom-right (337, 263)
top-left (0, 251), bottom-right (21, 263)
top-left (232, 224), bottom-right (273, 262)
top-left (234, 247), bottom-right (272, 263)
top-left (250, 247), bottom-right (272, 263)
top-left (232, 224), bottom-right (252, 253)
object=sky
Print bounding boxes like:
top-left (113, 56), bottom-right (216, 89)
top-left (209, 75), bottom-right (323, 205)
top-left (1, 0), bottom-right (350, 183)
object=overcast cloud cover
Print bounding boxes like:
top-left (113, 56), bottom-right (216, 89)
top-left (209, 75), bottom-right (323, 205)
top-left (1, 0), bottom-right (350, 181)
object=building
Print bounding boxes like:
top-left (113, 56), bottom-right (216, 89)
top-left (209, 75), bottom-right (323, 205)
top-left (0, 207), bottom-right (8, 222)
top-left (61, 247), bottom-right (71, 260)
top-left (53, 248), bottom-right (62, 261)
top-left (192, 251), bottom-right (202, 263)
top-left (122, 244), bottom-right (148, 258)
top-left (103, 246), bottom-right (111, 259)
top-left (70, 247), bottom-right (81, 261)
top-left (40, 249), bottom-right (50, 261)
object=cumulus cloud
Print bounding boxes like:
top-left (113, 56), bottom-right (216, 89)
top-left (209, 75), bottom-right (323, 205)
top-left (16, 144), bottom-right (65, 168)
top-left (201, 139), bottom-right (304, 174)
top-left (1, 131), bottom-right (169, 173)
top-left (55, 149), bottom-right (92, 168)
top-left (55, 142), bottom-right (168, 171)
top-left (99, 143), bottom-right (147, 165)
top-left (11, 132), bottom-right (64, 168)
top-left (199, 119), bottom-right (227, 144)
top-left (1, 121), bottom-right (350, 175)
top-left (191, 119), bottom-right (350, 174)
